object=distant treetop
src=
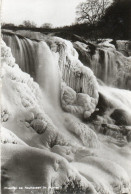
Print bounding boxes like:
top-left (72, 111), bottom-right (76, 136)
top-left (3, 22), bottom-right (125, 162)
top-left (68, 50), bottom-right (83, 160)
top-left (40, 23), bottom-right (53, 29)
top-left (22, 20), bottom-right (37, 28)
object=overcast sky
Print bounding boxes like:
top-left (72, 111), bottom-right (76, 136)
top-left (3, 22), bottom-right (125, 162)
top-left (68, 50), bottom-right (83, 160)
top-left (1, 0), bottom-right (87, 27)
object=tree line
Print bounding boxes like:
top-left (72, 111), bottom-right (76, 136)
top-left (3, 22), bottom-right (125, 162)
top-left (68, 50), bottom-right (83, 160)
top-left (2, 21), bottom-right (53, 29)
top-left (2, 0), bottom-right (131, 40)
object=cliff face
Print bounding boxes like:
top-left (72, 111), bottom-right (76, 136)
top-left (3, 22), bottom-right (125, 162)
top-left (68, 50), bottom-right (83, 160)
top-left (1, 36), bottom-right (131, 194)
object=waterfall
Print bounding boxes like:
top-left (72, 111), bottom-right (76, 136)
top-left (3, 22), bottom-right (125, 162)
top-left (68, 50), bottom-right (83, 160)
top-left (2, 33), bottom-right (40, 79)
top-left (3, 33), bottom-right (99, 119)
top-left (91, 47), bottom-right (131, 89)
top-left (74, 40), bottom-right (131, 90)
top-left (1, 33), bottom-right (131, 194)
top-left (2, 33), bottom-right (61, 107)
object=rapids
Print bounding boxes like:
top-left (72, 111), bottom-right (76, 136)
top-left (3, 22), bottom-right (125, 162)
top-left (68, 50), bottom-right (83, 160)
top-left (1, 32), bottom-right (131, 194)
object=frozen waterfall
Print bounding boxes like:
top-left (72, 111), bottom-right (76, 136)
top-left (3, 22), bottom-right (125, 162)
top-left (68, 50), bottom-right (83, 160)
top-left (1, 32), bottom-right (131, 194)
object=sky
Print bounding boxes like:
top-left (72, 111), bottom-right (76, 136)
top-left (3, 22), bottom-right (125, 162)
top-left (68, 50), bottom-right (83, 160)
top-left (1, 0), bottom-right (86, 27)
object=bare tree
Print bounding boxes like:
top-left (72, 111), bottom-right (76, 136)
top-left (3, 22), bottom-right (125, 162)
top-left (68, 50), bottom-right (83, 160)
top-left (76, 0), bottom-right (110, 25)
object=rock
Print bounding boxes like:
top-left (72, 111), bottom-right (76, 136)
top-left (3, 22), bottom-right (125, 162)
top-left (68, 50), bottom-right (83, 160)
top-left (100, 124), bottom-right (122, 137)
top-left (111, 109), bottom-right (131, 126)
top-left (2, 114), bottom-right (9, 122)
top-left (102, 124), bottom-right (120, 130)
top-left (88, 92), bottom-right (112, 122)
top-left (127, 131), bottom-right (131, 142)
top-left (100, 124), bottom-right (131, 143)
top-left (97, 93), bottom-right (113, 114)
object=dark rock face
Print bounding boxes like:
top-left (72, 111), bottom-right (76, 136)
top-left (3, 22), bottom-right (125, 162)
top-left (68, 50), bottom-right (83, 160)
top-left (127, 130), bottom-right (131, 142)
top-left (111, 109), bottom-right (131, 126)
top-left (89, 92), bottom-right (112, 122)
top-left (96, 93), bottom-right (110, 115)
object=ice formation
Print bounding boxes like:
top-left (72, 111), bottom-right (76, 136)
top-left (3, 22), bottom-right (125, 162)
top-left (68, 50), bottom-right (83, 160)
top-left (1, 34), bottom-right (131, 194)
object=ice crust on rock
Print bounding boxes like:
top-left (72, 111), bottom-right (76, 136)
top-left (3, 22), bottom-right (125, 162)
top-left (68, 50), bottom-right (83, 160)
top-left (47, 37), bottom-right (99, 118)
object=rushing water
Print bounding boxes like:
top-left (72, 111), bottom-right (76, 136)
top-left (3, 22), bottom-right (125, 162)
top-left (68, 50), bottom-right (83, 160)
top-left (2, 33), bottom-right (39, 79)
top-left (91, 48), bottom-right (131, 89)
top-left (74, 40), bottom-right (131, 90)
